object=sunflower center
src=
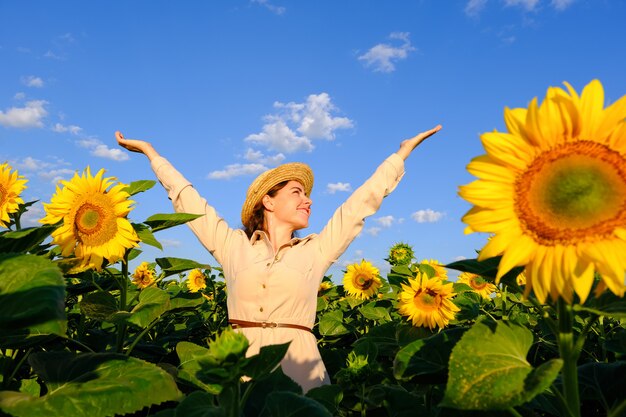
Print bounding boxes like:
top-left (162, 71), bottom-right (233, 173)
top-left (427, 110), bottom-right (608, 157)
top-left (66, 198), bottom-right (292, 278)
top-left (72, 194), bottom-right (119, 246)
top-left (354, 274), bottom-right (373, 290)
top-left (516, 140), bottom-right (626, 245)
top-left (413, 289), bottom-right (440, 311)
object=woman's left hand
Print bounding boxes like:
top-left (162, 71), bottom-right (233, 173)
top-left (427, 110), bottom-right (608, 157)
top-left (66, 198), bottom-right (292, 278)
top-left (396, 124), bottom-right (442, 160)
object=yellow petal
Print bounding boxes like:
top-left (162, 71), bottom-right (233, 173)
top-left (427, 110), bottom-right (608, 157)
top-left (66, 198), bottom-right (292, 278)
top-left (579, 79), bottom-right (605, 140)
top-left (495, 234), bottom-right (537, 283)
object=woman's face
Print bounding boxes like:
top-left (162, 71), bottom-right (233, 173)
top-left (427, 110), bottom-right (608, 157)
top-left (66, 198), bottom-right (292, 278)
top-left (266, 180), bottom-right (312, 230)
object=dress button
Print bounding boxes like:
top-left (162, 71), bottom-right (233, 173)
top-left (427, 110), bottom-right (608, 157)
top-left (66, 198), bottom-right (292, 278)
top-left (266, 262), bottom-right (271, 267)
top-left (259, 307), bottom-right (264, 312)
top-left (262, 284), bottom-right (266, 289)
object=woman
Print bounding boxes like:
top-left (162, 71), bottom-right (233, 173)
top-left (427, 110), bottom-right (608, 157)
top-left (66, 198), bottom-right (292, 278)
top-left (115, 124), bottom-right (441, 392)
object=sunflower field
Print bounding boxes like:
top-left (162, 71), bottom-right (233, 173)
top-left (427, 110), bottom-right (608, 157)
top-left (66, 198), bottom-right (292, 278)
top-left (1, 79), bottom-right (626, 417)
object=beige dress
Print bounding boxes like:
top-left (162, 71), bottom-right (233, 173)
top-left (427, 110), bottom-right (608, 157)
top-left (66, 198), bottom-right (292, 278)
top-left (151, 153), bottom-right (405, 392)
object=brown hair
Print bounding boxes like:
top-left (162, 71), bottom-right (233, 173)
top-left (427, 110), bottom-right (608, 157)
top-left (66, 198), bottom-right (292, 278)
top-left (243, 181), bottom-right (288, 238)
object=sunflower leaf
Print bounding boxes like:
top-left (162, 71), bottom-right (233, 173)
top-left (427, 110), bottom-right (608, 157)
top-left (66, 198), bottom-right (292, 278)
top-left (574, 291), bottom-right (626, 319)
top-left (0, 254), bottom-right (66, 349)
top-left (0, 225), bottom-right (57, 254)
top-left (128, 287), bottom-right (171, 328)
top-left (123, 180), bottom-right (156, 196)
top-left (132, 223), bottom-right (163, 250)
top-left (0, 352), bottom-right (182, 417)
top-left (441, 319), bottom-right (562, 410)
top-left (259, 391), bottom-right (333, 417)
top-left (318, 310), bottom-right (350, 336)
top-left (144, 213), bottom-right (204, 232)
top-left (155, 257), bottom-right (212, 277)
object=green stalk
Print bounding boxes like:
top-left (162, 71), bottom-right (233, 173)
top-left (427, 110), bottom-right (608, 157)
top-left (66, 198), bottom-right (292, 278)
top-left (507, 407), bottom-right (523, 417)
top-left (4, 348), bottom-right (32, 389)
top-left (115, 252), bottom-right (130, 353)
top-left (125, 317), bottom-right (162, 357)
top-left (557, 298), bottom-right (581, 417)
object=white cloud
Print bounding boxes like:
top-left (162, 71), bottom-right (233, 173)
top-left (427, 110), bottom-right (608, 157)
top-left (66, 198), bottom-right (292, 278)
top-left (40, 168), bottom-right (76, 185)
top-left (245, 93), bottom-right (353, 153)
top-left (52, 123), bottom-right (82, 135)
top-left (14, 92), bottom-right (26, 100)
top-left (21, 75), bottom-right (44, 88)
top-left (243, 148), bottom-right (285, 165)
top-left (77, 138), bottom-right (129, 161)
top-left (14, 156), bottom-right (52, 171)
top-left (246, 118), bottom-right (313, 153)
top-left (364, 227), bottom-right (382, 237)
top-left (208, 163), bottom-right (267, 180)
top-left (454, 256), bottom-right (468, 261)
top-left (19, 203), bottom-right (45, 227)
top-left (92, 144), bottom-right (130, 161)
top-left (160, 239), bottom-right (182, 248)
top-left (358, 32), bottom-right (416, 73)
top-left (44, 50), bottom-right (63, 60)
top-left (326, 182), bottom-right (352, 194)
top-left (0, 100), bottom-right (48, 128)
top-left (503, 0), bottom-right (540, 11)
top-left (551, 0), bottom-right (574, 10)
top-left (465, 0), bottom-right (488, 17)
top-left (374, 215), bottom-right (395, 228)
top-left (252, 0), bottom-right (286, 15)
top-left (411, 209), bottom-right (445, 223)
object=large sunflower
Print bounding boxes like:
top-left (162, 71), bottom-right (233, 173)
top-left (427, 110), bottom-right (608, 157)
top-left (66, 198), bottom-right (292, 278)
top-left (398, 272), bottom-right (460, 330)
top-left (457, 272), bottom-right (497, 299)
top-left (460, 80), bottom-right (626, 303)
top-left (343, 260), bottom-right (382, 300)
top-left (0, 162), bottom-right (28, 228)
top-left (40, 167), bottom-right (139, 270)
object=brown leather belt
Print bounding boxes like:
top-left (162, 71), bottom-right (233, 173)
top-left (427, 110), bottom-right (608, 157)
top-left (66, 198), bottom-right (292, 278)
top-left (229, 319), bottom-right (313, 333)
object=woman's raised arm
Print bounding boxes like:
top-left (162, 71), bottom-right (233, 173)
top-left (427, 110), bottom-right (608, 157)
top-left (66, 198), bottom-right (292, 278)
top-left (115, 131), bottom-right (160, 162)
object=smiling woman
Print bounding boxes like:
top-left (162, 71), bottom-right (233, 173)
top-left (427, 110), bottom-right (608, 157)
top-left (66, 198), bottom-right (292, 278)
top-left (115, 124), bottom-right (441, 392)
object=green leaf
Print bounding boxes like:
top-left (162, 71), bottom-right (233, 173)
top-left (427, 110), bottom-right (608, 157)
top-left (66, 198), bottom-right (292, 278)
top-left (173, 391), bottom-right (224, 417)
top-left (0, 254), bottom-right (66, 348)
top-left (259, 391), bottom-right (332, 417)
top-left (441, 320), bottom-right (562, 410)
top-left (176, 342), bottom-right (223, 394)
top-left (393, 327), bottom-right (466, 381)
top-left (575, 291), bottom-right (626, 319)
top-left (123, 179), bottom-right (156, 196)
top-left (156, 257), bottom-right (212, 277)
top-left (169, 292), bottom-right (204, 310)
top-left (132, 223), bottom-right (163, 250)
top-left (144, 213), bottom-right (204, 232)
top-left (359, 302), bottom-right (391, 322)
top-left (242, 342), bottom-right (290, 379)
top-left (79, 291), bottom-right (119, 321)
top-left (306, 384), bottom-right (342, 416)
top-left (318, 310), bottom-right (349, 337)
top-left (445, 257), bottom-right (524, 287)
top-left (243, 368), bottom-right (303, 416)
top-left (0, 225), bottom-right (56, 254)
top-left (578, 361), bottom-right (626, 413)
top-left (128, 287), bottom-right (171, 328)
top-left (0, 352), bottom-right (182, 417)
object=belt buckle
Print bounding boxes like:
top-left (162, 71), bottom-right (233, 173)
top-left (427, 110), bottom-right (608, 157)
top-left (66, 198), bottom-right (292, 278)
top-left (262, 321), bottom-right (277, 328)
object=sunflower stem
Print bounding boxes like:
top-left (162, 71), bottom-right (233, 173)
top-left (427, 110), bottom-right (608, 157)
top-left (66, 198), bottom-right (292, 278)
top-left (115, 252), bottom-right (130, 353)
top-left (506, 407), bottom-right (523, 417)
top-left (557, 298), bottom-right (581, 417)
top-left (125, 316), bottom-right (161, 356)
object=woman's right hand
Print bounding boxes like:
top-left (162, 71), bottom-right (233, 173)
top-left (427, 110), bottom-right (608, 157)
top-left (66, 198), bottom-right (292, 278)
top-left (115, 131), bottom-right (159, 160)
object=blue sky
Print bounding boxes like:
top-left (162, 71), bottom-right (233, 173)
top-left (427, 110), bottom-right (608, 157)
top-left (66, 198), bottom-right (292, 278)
top-left (1, 0), bottom-right (625, 280)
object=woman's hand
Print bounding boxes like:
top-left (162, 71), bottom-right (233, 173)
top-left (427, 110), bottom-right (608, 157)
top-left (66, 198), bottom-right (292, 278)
top-left (115, 131), bottom-right (159, 161)
top-left (396, 124), bottom-right (442, 161)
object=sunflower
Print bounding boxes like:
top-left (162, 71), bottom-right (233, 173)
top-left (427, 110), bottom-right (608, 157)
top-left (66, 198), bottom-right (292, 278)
top-left (40, 167), bottom-right (140, 270)
top-left (132, 261), bottom-right (156, 288)
top-left (187, 269), bottom-right (207, 293)
top-left (387, 242), bottom-right (415, 266)
top-left (343, 260), bottom-right (382, 300)
top-left (0, 162), bottom-right (28, 228)
top-left (398, 272), bottom-right (460, 330)
top-left (460, 80), bottom-right (626, 304)
top-left (458, 272), bottom-right (497, 299)
top-left (318, 280), bottom-right (333, 296)
top-left (419, 259), bottom-right (448, 280)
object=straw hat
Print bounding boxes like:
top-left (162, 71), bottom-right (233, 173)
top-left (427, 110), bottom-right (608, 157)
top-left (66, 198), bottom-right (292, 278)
top-left (241, 162), bottom-right (314, 228)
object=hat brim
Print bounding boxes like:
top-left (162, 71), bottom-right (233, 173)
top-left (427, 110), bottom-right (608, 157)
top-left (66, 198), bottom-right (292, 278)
top-left (241, 162), bottom-right (314, 228)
